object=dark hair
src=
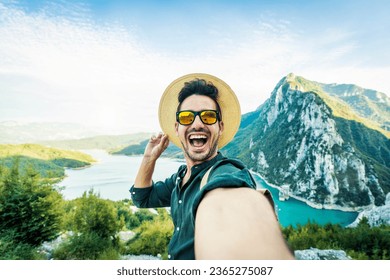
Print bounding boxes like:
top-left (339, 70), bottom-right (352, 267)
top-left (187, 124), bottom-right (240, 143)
top-left (177, 79), bottom-right (222, 115)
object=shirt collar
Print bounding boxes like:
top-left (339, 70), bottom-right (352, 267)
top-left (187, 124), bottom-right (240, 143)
top-left (177, 152), bottom-right (225, 183)
top-left (190, 152), bottom-right (224, 175)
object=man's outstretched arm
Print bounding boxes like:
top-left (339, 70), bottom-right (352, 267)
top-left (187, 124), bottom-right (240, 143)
top-left (195, 187), bottom-right (295, 260)
top-left (134, 133), bottom-right (169, 188)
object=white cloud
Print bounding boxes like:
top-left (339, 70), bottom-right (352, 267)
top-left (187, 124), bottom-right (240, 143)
top-left (0, 2), bottom-right (388, 135)
top-left (0, 3), bottom-right (175, 133)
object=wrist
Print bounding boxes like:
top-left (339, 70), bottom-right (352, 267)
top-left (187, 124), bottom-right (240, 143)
top-left (142, 155), bottom-right (157, 165)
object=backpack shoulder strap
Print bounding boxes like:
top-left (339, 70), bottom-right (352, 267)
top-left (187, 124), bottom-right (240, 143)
top-left (258, 189), bottom-right (276, 214)
top-left (199, 158), bottom-right (239, 190)
top-left (200, 166), bottom-right (214, 190)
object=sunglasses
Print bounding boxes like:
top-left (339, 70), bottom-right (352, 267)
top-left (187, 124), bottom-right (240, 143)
top-left (176, 110), bottom-right (220, 126)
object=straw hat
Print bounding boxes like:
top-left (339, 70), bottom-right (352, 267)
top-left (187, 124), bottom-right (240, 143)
top-left (158, 73), bottom-right (241, 148)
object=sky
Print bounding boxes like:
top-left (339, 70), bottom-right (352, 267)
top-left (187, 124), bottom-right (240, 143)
top-left (1, 0), bottom-right (389, 134)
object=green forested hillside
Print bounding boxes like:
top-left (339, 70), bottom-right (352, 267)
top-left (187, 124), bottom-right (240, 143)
top-left (294, 75), bottom-right (390, 138)
top-left (335, 118), bottom-right (390, 196)
top-left (0, 144), bottom-right (95, 178)
top-left (113, 139), bottom-right (183, 158)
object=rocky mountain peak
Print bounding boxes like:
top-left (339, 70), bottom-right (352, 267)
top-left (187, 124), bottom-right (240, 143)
top-left (225, 74), bottom-right (390, 210)
top-left (286, 72), bottom-right (296, 82)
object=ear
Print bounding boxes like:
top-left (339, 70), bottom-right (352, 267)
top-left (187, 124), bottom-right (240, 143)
top-left (219, 121), bottom-right (224, 136)
top-left (175, 122), bottom-right (179, 136)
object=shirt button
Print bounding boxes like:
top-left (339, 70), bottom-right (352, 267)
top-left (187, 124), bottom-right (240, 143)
top-left (132, 192), bottom-right (136, 194)
top-left (178, 200), bottom-right (182, 204)
top-left (168, 254), bottom-right (171, 259)
top-left (176, 227), bottom-right (180, 231)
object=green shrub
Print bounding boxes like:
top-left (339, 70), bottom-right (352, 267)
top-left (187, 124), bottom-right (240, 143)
top-left (115, 200), bottom-right (157, 230)
top-left (53, 232), bottom-right (120, 260)
top-left (126, 209), bottom-right (173, 259)
top-left (70, 189), bottom-right (121, 238)
top-left (0, 230), bottom-right (44, 260)
top-left (283, 218), bottom-right (390, 260)
top-left (54, 190), bottom-right (122, 260)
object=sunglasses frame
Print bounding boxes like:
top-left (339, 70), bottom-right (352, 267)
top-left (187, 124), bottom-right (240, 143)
top-left (176, 110), bottom-right (220, 126)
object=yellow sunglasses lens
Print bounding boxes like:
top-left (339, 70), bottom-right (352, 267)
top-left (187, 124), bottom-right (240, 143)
top-left (178, 111), bottom-right (195, 125)
top-left (177, 110), bottom-right (218, 125)
top-left (200, 111), bottom-right (217, 124)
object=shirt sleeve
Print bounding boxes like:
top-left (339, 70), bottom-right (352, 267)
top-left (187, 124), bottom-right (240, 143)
top-left (130, 172), bottom-right (177, 208)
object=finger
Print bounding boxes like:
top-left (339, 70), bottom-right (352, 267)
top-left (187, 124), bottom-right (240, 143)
top-left (161, 134), bottom-right (169, 145)
top-left (150, 133), bottom-right (161, 143)
top-left (163, 138), bottom-right (170, 150)
top-left (156, 132), bottom-right (165, 141)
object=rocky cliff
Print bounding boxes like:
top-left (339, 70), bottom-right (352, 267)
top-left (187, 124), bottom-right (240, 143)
top-left (224, 74), bottom-right (390, 210)
top-left (348, 193), bottom-right (390, 227)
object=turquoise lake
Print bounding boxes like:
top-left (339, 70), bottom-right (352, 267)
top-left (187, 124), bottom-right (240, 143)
top-left (254, 176), bottom-right (358, 227)
top-left (60, 150), bottom-right (358, 228)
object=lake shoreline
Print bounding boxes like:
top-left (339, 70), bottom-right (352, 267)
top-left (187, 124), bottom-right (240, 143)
top-left (61, 151), bottom-right (359, 227)
top-left (251, 171), bottom-right (363, 213)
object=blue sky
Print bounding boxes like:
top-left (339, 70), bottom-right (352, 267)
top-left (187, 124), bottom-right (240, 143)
top-left (1, 0), bottom-right (389, 134)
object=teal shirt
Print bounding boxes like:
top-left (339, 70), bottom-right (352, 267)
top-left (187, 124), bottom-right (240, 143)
top-left (130, 153), bottom-right (256, 260)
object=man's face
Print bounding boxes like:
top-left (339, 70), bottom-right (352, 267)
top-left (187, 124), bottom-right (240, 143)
top-left (175, 94), bottom-right (224, 165)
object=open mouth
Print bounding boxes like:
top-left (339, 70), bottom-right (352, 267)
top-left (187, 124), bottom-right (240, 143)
top-left (188, 134), bottom-right (208, 148)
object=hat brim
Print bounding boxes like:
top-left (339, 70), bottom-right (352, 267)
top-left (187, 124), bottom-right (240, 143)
top-left (158, 73), bottom-right (241, 149)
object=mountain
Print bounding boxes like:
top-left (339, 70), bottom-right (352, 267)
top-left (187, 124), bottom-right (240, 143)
top-left (0, 121), bottom-right (100, 144)
top-left (321, 83), bottom-right (389, 131)
top-left (288, 77), bottom-right (390, 136)
top-left (39, 133), bottom-right (153, 152)
top-left (113, 139), bottom-right (182, 158)
top-left (224, 73), bottom-right (390, 210)
top-left (0, 143), bottom-right (95, 178)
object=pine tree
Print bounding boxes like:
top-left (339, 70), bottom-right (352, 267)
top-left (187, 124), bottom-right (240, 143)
top-left (0, 162), bottom-right (64, 247)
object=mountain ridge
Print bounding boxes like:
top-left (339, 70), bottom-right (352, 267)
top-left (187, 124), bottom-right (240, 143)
top-left (291, 74), bottom-right (389, 138)
top-left (224, 73), bottom-right (390, 210)
top-left (38, 132), bottom-right (153, 152)
top-left (0, 121), bottom-right (100, 144)
top-left (0, 143), bottom-right (96, 178)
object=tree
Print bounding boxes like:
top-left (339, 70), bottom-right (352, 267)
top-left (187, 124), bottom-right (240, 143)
top-left (53, 189), bottom-right (122, 260)
top-left (71, 189), bottom-right (121, 238)
top-left (0, 162), bottom-right (64, 247)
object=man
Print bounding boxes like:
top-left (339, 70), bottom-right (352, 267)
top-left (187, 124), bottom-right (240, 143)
top-left (130, 73), bottom-right (294, 260)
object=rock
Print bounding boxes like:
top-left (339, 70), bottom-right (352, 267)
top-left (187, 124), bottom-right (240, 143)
top-left (121, 254), bottom-right (161, 260)
top-left (294, 248), bottom-right (351, 260)
top-left (39, 231), bottom-right (73, 259)
top-left (348, 193), bottom-right (390, 227)
top-left (118, 231), bottom-right (135, 243)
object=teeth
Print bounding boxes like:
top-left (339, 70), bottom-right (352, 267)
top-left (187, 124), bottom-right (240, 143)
top-left (189, 135), bottom-right (207, 140)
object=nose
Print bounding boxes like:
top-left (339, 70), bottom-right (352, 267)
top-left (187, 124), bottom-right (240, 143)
top-left (192, 115), bottom-right (205, 129)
